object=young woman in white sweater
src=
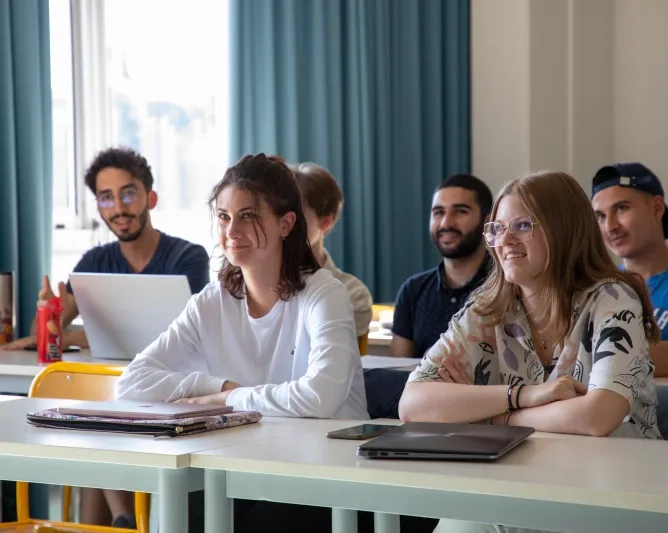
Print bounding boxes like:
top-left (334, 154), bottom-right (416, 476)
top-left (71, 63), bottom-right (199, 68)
top-left (115, 154), bottom-right (432, 533)
top-left (116, 153), bottom-right (368, 420)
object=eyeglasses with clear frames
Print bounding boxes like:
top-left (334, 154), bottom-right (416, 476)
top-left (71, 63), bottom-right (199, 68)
top-left (483, 216), bottom-right (541, 247)
top-left (96, 188), bottom-right (140, 209)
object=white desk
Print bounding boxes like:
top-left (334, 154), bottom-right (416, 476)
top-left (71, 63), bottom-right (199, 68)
top-left (0, 394), bottom-right (21, 402)
top-left (0, 350), bottom-right (126, 395)
top-left (361, 355), bottom-right (417, 371)
top-left (192, 423), bottom-right (668, 533)
top-left (368, 327), bottom-right (391, 356)
top-left (0, 398), bottom-right (340, 533)
top-left (368, 331), bottom-right (391, 347)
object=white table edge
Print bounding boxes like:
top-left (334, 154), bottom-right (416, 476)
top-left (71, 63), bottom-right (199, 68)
top-left (189, 454), bottom-right (668, 515)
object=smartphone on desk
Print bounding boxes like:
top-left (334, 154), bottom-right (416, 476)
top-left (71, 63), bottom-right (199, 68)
top-left (326, 423), bottom-right (396, 440)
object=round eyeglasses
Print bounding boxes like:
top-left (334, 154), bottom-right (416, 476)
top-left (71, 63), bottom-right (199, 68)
top-left (96, 188), bottom-right (140, 209)
top-left (483, 216), bottom-right (541, 247)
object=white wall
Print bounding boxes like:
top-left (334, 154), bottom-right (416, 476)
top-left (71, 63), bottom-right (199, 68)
top-left (614, 0), bottom-right (668, 182)
top-left (472, 0), bottom-right (667, 196)
top-left (527, 0), bottom-right (569, 174)
top-left (471, 0), bottom-right (530, 193)
top-left (569, 0), bottom-right (614, 184)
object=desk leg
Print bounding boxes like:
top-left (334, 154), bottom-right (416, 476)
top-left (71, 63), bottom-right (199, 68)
top-left (332, 508), bottom-right (357, 533)
top-left (158, 469), bottom-right (188, 533)
top-left (374, 513), bottom-right (400, 533)
top-left (205, 470), bottom-right (233, 533)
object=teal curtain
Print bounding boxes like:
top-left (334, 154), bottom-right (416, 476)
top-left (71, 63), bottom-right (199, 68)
top-left (229, 0), bottom-right (470, 302)
top-left (0, 0), bottom-right (52, 337)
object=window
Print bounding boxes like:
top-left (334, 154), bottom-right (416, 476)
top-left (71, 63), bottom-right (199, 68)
top-left (50, 0), bottom-right (87, 285)
top-left (104, 0), bottom-right (229, 260)
top-left (50, 0), bottom-right (76, 229)
top-left (49, 0), bottom-right (230, 285)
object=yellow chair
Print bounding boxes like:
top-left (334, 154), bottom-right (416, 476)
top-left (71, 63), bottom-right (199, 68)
top-left (0, 362), bottom-right (150, 533)
top-left (357, 333), bottom-right (369, 356)
top-left (371, 303), bottom-right (395, 322)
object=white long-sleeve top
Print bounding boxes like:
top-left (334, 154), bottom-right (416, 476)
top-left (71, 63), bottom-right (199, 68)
top-left (115, 269), bottom-right (369, 420)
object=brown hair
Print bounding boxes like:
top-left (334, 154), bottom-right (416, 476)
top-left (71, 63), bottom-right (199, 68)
top-left (473, 171), bottom-right (658, 344)
top-left (84, 147), bottom-right (153, 193)
top-left (291, 163), bottom-right (343, 229)
top-left (208, 153), bottom-right (320, 300)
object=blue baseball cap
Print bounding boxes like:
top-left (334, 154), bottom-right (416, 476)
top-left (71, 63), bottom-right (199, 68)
top-left (591, 162), bottom-right (668, 238)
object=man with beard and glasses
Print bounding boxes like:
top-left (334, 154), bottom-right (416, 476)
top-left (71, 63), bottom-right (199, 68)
top-left (4, 147), bottom-right (210, 354)
top-left (390, 174), bottom-right (493, 358)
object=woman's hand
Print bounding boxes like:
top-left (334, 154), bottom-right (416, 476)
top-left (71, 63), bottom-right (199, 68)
top-left (436, 360), bottom-right (586, 415)
top-left (175, 381), bottom-right (241, 406)
top-left (437, 358), bottom-right (473, 385)
top-left (519, 376), bottom-right (587, 408)
top-left (176, 393), bottom-right (229, 405)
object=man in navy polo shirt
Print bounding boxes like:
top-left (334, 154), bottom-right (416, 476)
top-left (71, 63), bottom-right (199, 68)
top-left (591, 162), bottom-right (668, 439)
top-left (390, 174), bottom-right (493, 358)
top-left (363, 175), bottom-right (492, 424)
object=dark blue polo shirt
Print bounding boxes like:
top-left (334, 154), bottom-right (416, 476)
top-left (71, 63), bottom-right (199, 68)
top-left (66, 232), bottom-right (210, 295)
top-left (391, 254), bottom-right (492, 358)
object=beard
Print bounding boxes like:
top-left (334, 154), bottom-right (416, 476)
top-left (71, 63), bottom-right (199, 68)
top-left (104, 204), bottom-right (149, 242)
top-left (431, 218), bottom-right (485, 259)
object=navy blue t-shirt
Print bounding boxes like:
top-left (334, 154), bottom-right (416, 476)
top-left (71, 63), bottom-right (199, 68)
top-left (391, 254), bottom-right (492, 359)
top-left (66, 232), bottom-right (210, 295)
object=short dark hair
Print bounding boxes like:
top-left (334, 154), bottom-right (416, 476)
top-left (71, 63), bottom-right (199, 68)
top-left (291, 163), bottom-right (343, 228)
top-left (436, 173), bottom-right (493, 218)
top-left (208, 153), bottom-right (320, 300)
top-left (84, 147), bottom-right (154, 194)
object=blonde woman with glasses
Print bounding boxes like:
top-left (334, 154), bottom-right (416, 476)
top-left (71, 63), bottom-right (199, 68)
top-left (399, 171), bottom-right (661, 533)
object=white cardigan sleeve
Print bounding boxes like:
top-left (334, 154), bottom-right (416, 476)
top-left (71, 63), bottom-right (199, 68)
top-left (115, 290), bottom-right (226, 402)
top-left (224, 278), bottom-right (359, 418)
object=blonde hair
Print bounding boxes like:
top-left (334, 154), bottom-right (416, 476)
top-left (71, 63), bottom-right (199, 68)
top-left (473, 171), bottom-right (658, 344)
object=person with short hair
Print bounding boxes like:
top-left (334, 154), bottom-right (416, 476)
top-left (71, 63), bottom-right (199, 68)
top-left (591, 161), bottom-right (668, 439)
top-left (292, 162), bottom-right (372, 340)
top-left (3, 146), bottom-right (210, 353)
top-left (391, 173), bottom-right (493, 359)
top-left (1, 146), bottom-right (210, 529)
top-left (365, 174), bottom-right (493, 422)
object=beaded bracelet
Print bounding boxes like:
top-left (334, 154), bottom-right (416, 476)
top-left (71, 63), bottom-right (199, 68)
top-left (515, 383), bottom-right (526, 409)
top-left (507, 383), bottom-right (519, 411)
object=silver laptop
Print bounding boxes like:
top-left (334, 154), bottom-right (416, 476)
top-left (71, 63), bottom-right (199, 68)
top-left (70, 273), bottom-right (191, 360)
top-left (54, 400), bottom-right (232, 420)
top-left (357, 422), bottom-right (534, 460)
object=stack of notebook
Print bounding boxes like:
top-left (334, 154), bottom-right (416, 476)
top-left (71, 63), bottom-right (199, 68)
top-left (27, 400), bottom-right (262, 437)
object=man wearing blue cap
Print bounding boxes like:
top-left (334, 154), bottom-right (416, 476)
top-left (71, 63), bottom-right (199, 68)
top-left (591, 162), bottom-right (668, 438)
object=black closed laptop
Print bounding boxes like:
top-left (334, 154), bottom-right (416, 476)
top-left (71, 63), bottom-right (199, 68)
top-left (357, 422), bottom-right (534, 460)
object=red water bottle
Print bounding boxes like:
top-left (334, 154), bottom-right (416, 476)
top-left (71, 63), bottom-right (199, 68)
top-left (37, 297), bottom-right (64, 364)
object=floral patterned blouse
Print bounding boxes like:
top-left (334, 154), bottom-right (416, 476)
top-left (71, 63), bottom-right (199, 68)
top-left (407, 280), bottom-right (661, 439)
